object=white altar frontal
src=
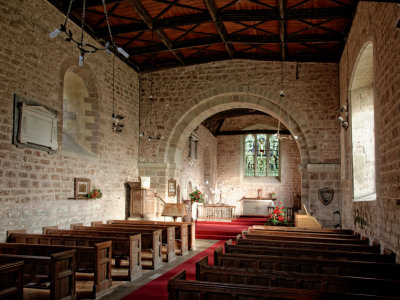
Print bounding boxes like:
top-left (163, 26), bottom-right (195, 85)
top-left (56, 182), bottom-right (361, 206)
top-left (240, 198), bottom-right (276, 216)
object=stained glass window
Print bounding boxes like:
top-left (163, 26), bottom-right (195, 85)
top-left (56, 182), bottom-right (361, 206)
top-left (244, 135), bottom-right (255, 177)
top-left (244, 133), bottom-right (279, 177)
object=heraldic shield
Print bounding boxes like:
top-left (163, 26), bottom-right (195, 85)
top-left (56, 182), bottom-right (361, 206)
top-left (318, 187), bottom-right (334, 205)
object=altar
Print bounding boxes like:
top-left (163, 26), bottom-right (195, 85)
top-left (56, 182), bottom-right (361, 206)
top-left (240, 198), bottom-right (276, 216)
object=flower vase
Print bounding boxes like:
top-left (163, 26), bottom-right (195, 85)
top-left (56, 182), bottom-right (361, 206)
top-left (191, 202), bottom-right (198, 221)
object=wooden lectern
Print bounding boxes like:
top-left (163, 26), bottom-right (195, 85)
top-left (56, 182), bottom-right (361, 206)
top-left (294, 204), bottom-right (322, 228)
top-left (162, 203), bottom-right (187, 222)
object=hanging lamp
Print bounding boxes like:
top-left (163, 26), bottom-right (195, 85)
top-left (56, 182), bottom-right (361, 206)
top-left (49, 0), bottom-right (129, 66)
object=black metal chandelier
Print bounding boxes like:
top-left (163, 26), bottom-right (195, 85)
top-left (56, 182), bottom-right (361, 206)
top-left (49, 0), bottom-right (129, 66)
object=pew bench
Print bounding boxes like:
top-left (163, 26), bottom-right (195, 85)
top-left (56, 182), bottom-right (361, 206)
top-left (243, 230), bottom-right (369, 245)
top-left (252, 225), bottom-right (354, 235)
top-left (248, 227), bottom-right (360, 240)
top-left (96, 221), bottom-right (189, 256)
top-left (0, 250), bottom-right (76, 300)
top-left (236, 235), bottom-right (381, 253)
top-left (214, 247), bottom-right (400, 280)
top-left (196, 256), bottom-right (400, 297)
top-left (0, 261), bottom-right (23, 300)
top-left (82, 223), bottom-right (176, 262)
top-left (168, 270), bottom-right (393, 300)
top-left (1, 242), bottom-right (112, 298)
top-left (44, 227), bottom-right (162, 270)
top-left (7, 231), bottom-right (142, 282)
top-left (107, 219), bottom-right (195, 251)
top-left (225, 239), bottom-right (395, 263)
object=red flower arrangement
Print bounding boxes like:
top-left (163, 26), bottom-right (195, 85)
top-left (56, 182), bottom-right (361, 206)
top-left (86, 188), bottom-right (102, 199)
top-left (189, 187), bottom-right (205, 203)
top-left (265, 202), bottom-right (287, 225)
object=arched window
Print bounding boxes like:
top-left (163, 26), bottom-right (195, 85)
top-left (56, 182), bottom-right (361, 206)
top-left (62, 68), bottom-right (98, 156)
top-left (351, 42), bottom-right (376, 201)
top-left (244, 133), bottom-right (279, 177)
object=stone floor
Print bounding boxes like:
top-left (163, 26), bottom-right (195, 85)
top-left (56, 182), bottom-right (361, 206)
top-left (97, 239), bottom-right (218, 300)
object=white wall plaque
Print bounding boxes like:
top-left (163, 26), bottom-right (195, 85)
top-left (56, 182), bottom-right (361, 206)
top-left (13, 94), bottom-right (58, 154)
top-left (18, 103), bottom-right (58, 150)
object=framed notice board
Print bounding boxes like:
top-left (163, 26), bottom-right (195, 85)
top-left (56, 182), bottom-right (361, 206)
top-left (168, 179), bottom-right (176, 196)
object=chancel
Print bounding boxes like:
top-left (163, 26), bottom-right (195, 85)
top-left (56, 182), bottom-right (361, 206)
top-left (0, 0), bottom-right (399, 299)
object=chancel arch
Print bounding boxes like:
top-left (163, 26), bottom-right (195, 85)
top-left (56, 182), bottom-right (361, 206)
top-left (154, 89), bottom-right (317, 215)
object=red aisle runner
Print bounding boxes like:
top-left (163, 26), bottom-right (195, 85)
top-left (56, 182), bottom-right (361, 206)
top-left (122, 240), bottom-right (225, 300)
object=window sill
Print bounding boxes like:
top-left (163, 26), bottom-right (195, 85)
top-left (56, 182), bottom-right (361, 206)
top-left (243, 176), bottom-right (281, 184)
top-left (353, 193), bottom-right (377, 202)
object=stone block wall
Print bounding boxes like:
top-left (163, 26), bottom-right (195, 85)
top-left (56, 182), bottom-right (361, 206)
top-left (215, 114), bottom-right (301, 211)
top-left (0, 0), bottom-right (139, 239)
top-left (139, 57), bottom-right (340, 225)
top-left (339, 2), bottom-right (400, 259)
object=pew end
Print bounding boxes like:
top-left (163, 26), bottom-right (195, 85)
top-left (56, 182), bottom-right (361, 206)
top-left (6, 230), bottom-right (26, 241)
top-left (195, 256), bottom-right (208, 280)
top-left (213, 247), bottom-right (223, 266)
top-left (70, 223), bottom-right (83, 230)
top-left (43, 225), bottom-right (58, 234)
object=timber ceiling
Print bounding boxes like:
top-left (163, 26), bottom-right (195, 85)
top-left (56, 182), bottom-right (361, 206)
top-left (46, 0), bottom-right (379, 72)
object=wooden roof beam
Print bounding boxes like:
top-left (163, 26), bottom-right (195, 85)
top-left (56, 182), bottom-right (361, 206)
top-left (127, 33), bottom-right (343, 56)
top-left (278, 0), bottom-right (286, 61)
top-left (127, 0), bottom-right (185, 65)
top-left (203, 0), bottom-right (235, 59)
top-left (97, 8), bottom-right (351, 36)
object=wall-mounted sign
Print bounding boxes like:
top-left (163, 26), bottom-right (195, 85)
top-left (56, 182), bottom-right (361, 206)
top-left (13, 94), bottom-right (58, 153)
top-left (168, 179), bottom-right (176, 196)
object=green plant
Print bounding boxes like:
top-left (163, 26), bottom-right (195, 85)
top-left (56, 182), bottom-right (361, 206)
top-left (265, 202), bottom-right (287, 225)
top-left (86, 188), bottom-right (102, 199)
top-left (189, 187), bottom-right (205, 203)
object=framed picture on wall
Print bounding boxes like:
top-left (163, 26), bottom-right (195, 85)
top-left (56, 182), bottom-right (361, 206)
top-left (74, 178), bottom-right (90, 198)
top-left (168, 179), bottom-right (176, 196)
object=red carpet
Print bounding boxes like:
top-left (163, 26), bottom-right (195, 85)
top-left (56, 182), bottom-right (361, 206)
top-left (122, 240), bottom-right (225, 300)
top-left (195, 217), bottom-right (267, 239)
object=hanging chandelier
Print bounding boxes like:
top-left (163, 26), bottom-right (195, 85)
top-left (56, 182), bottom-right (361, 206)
top-left (49, 0), bottom-right (129, 66)
top-left (139, 32), bottom-right (163, 141)
top-left (139, 76), bottom-right (164, 141)
top-left (276, 62), bottom-right (298, 141)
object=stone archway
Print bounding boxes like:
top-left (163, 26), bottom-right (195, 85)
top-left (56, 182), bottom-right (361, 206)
top-left (140, 85), bottom-right (320, 211)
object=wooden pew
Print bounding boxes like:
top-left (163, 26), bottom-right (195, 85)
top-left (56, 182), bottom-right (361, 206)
top-left (252, 225), bottom-right (353, 235)
top-left (0, 261), bottom-right (23, 300)
top-left (80, 223), bottom-right (176, 262)
top-left (225, 240), bottom-right (395, 263)
top-left (248, 228), bottom-right (359, 240)
top-left (243, 230), bottom-right (369, 245)
top-left (236, 235), bottom-right (380, 253)
top-left (107, 219), bottom-right (195, 251)
top-left (94, 221), bottom-right (189, 256)
top-left (44, 227), bottom-right (162, 270)
top-left (1, 242), bottom-right (112, 298)
top-left (7, 231), bottom-right (141, 281)
top-left (214, 247), bottom-right (400, 280)
top-left (196, 256), bottom-right (400, 297)
top-left (0, 250), bottom-right (76, 300)
top-left (168, 270), bottom-right (393, 300)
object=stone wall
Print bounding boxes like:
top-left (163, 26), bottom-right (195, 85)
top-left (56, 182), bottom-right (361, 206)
top-left (339, 2), bottom-right (400, 259)
top-left (139, 58), bottom-right (341, 226)
top-left (180, 125), bottom-right (218, 202)
top-left (215, 115), bottom-right (301, 211)
top-left (0, 0), bottom-right (139, 238)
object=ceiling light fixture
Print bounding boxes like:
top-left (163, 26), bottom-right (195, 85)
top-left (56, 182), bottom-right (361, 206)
top-left (139, 32), bottom-right (164, 141)
top-left (49, 0), bottom-right (129, 66)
